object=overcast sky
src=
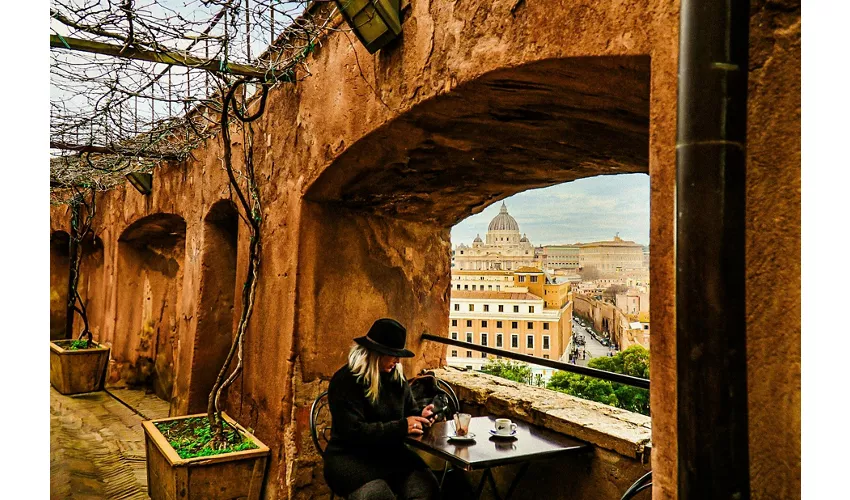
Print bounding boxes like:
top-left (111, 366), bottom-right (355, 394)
top-left (450, 173), bottom-right (650, 247)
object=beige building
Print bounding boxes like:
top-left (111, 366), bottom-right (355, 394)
top-left (447, 268), bottom-right (572, 381)
top-left (540, 245), bottom-right (580, 271)
top-left (578, 235), bottom-right (646, 277)
top-left (454, 202), bottom-right (536, 271)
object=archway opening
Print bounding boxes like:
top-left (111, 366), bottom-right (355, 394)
top-left (298, 54), bottom-right (653, 498)
top-left (50, 231), bottom-right (71, 341)
top-left (116, 214), bottom-right (187, 402)
top-left (187, 200), bottom-right (239, 413)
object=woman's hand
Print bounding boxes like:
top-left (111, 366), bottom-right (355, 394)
top-left (406, 416), bottom-right (431, 435)
top-left (421, 404), bottom-right (435, 421)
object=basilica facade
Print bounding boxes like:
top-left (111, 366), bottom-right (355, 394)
top-left (453, 202), bottom-right (537, 271)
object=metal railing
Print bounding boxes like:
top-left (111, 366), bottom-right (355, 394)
top-left (421, 333), bottom-right (650, 389)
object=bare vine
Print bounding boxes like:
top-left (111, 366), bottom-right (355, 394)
top-left (66, 186), bottom-right (98, 346)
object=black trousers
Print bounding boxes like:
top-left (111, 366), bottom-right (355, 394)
top-left (323, 445), bottom-right (438, 499)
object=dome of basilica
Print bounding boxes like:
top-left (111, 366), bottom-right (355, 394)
top-left (488, 202), bottom-right (520, 231)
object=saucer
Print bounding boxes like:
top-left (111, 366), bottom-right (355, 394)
top-left (447, 433), bottom-right (476, 442)
top-left (489, 429), bottom-right (518, 439)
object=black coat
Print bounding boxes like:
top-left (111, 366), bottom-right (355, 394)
top-left (323, 365), bottom-right (428, 496)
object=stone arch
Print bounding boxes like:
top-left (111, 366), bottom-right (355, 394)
top-left (185, 200), bottom-right (240, 413)
top-left (115, 213), bottom-right (187, 401)
top-left (50, 231), bottom-right (71, 340)
top-left (299, 55), bottom-right (650, 377)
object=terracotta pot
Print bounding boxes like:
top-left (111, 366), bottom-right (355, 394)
top-left (142, 413), bottom-right (270, 500)
top-left (49, 340), bottom-right (110, 395)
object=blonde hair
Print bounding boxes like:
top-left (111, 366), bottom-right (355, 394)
top-left (348, 344), bottom-right (405, 405)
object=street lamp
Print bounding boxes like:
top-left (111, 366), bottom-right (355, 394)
top-left (126, 172), bottom-right (153, 195)
top-left (334, 0), bottom-right (402, 54)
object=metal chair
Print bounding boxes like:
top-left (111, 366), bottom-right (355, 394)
top-left (310, 390), bottom-right (336, 499)
top-left (621, 471), bottom-right (652, 500)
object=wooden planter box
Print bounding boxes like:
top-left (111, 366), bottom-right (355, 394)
top-left (142, 413), bottom-right (270, 500)
top-left (49, 340), bottom-right (110, 395)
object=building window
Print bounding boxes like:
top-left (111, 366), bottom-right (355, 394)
top-left (513, 305), bottom-right (519, 313)
top-left (527, 335), bottom-right (534, 349)
top-left (466, 351), bottom-right (472, 358)
top-left (481, 320), bottom-right (488, 328)
top-left (481, 352), bottom-right (487, 358)
top-left (451, 319), bottom-right (457, 327)
top-left (488, 285), bottom-right (493, 290)
top-left (518, 275), bottom-right (526, 283)
top-left (498, 305), bottom-right (504, 312)
top-left (543, 336), bottom-right (550, 350)
top-left (484, 304), bottom-right (489, 312)
top-left (511, 321), bottom-right (518, 329)
top-left (451, 332), bottom-right (458, 340)
top-left (496, 321), bottom-right (503, 328)
top-left (543, 322), bottom-right (549, 330)
top-left (529, 306), bottom-right (535, 313)
top-left (481, 333), bottom-right (488, 346)
top-left (527, 322), bottom-right (534, 329)
top-left (466, 320), bottom-right (472, 328)
top-left (496, 285), bottom-right (500, 291)
top-left (456, 284), bottom-right (461, 290)
top-left (451, 350), bottom-right (458, 357)
top-left (466, 365), bottom-right (473, 370)
top-left (511, 335), bottom-right (519, 348)
top-left (472, 285), bottom-right (476, 291)
top-left (496, 334), bottom-right (503, 347)
top-left (530, 276), bottom-right (538, 283)
top-left (469, 304), bottom-right (475, 312)
top-left (464, 285), bottom-right (468, 290)
top-left (454, 304), bottom-right (460, 311)
top-left (466, 332), bottom-right (473, 343)
top-left (543, 354), bottom-right (550, 359)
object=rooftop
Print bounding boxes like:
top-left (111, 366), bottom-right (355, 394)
top-left (451, 290), bottom-right (543, 301)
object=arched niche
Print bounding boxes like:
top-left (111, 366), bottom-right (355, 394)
top-left (116, 214), bottom-right (187, 401)
top-left (186, 200), bottom-right (239, 413)
top-left (50, 231), bottom-right (71, 340)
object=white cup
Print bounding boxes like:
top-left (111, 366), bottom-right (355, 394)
top-left (494, 418), bottom-right (517, 435)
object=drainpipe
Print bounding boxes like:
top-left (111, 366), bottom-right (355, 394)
top-left (676, 0), bottom-right (750, 498)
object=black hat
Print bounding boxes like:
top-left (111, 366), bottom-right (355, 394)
top-left (354, 318), bottom-right (415, 358)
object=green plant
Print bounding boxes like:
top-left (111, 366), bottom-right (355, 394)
top-left (156, 416), bottom-right (258, 460)
top-left (68, 339), bottom-right (92, 350)
top-left (480, 358), bottom-right (533, 384)
top-left (547, 345), bottom-right (651, 416)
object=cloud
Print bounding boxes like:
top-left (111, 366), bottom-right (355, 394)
top-left (451, 174), bottom-right (650, 246)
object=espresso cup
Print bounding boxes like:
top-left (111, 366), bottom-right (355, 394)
top-left (494, 418), bottom-right (517, 435)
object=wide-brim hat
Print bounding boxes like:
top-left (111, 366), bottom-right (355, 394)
top-left (354, 318), bottom-right (415, 358)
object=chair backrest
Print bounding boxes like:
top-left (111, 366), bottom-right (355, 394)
top-left (621, 471), bottom-right (652, 500)
top-left (310, 390), bottom-right (332, 457)
top-left (409, 374), bottom-right (460, 421)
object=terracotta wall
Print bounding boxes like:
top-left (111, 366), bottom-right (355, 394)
top-left (746, 1), bottom-right (801, 498)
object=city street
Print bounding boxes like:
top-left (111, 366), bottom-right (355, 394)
top-left (570, 316), bottom-right (612, 366)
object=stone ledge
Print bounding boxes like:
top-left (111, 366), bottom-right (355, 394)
top-left (431, 368), bottom-right (652, 461)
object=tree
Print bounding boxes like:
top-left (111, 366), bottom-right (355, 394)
top-left (578, 266), bottom-right (600, 281)
top-left (481, 359), bottom-right (533, 385)
top-left (547, 345), bottom-right (650, 415)
top-left (602, 284), bottom-right (629, 303)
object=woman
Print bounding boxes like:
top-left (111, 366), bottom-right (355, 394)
top-left (323, 318), bottom-right (440, 500)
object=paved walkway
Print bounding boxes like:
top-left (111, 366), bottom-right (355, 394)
top-left (50, 387), bottom-right (169, 499)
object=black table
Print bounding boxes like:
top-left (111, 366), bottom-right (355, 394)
top-left (406, 416), bottom-right (589, 499)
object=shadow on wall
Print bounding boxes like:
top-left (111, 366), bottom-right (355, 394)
top-left (114, 214), bottom-right (187, 402)
top-left (186, 200), bottom-right (239, 414)
top-left (50, 231), bottom-right (71, 341)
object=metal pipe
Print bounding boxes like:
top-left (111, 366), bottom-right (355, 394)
top-left (676, 0), bottom-right (750, 497)
top-left (421, 333), bottom-right (650, 389)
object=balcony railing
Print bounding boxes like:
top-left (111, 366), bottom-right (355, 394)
top-left (421, 333), bottom-right (650, 389)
